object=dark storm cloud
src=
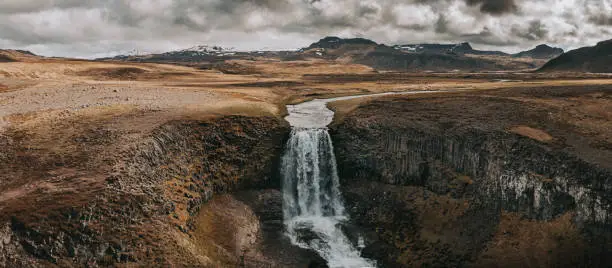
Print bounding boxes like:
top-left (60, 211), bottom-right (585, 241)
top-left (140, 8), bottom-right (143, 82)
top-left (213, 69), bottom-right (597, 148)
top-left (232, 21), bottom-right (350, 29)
top-left (0, 0), bottom-right (609, 58)
top-left (589, 15), bottom-right (612, 26)
top-left (585, 0), bottom-right (612, 25)
top-left (465, 0), bottom-right (517, 14)
top-left (435, 15), bottom-right (449, 33)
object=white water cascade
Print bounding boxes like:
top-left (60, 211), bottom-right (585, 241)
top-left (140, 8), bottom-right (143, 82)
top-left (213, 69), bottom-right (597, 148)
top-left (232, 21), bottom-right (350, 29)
top-left (281, 92), bottom-right (442, 267)
top-left (282, 127), bottom-right (374, 268)
top-left (281, 96), bottom-right (378, 267)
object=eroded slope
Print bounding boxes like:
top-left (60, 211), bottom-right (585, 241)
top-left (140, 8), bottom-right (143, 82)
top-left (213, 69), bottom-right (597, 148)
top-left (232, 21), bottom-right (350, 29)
top-left (0, 113), bottom-right (296, 266)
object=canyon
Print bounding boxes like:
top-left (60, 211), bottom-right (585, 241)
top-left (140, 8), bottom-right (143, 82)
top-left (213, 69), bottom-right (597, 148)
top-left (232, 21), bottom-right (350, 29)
top-left (1, 49), bottom-right (612, 267)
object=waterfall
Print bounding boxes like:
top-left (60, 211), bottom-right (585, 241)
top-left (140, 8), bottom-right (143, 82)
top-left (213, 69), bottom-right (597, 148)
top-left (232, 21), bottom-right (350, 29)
top-left (281, 128), bottom-right (375, 268)
top-left (281, 92), bottom-right (439, 267)
top-left (282, 128), bottom-right (345, 219)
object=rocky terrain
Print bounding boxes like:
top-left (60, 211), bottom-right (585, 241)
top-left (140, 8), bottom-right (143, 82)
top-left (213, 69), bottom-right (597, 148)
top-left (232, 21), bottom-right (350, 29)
top-left (0, 54), bottom-right (346, 266)
top-left (2, 42), bottom-right (612, 267)
top-left (330, 86), bottom-right (612, 267)
top-left (540, 39), bottom-right (612, 73)
top-left (0, 115), bottom-right (295, 266)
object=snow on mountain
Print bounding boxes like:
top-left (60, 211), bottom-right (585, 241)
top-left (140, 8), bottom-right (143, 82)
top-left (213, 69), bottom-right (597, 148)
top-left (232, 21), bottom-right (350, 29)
top-left (171, 45), bottom-right (237, 56)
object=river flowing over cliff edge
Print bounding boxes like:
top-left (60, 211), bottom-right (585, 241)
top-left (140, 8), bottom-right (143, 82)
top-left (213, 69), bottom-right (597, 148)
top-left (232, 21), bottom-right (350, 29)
top-left (281, 96), bottom-right (380, 267)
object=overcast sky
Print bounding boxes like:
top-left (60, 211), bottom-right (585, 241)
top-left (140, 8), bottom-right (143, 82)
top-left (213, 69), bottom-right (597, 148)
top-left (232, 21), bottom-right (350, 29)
top-left (1, 0), bottom-right (611, 58)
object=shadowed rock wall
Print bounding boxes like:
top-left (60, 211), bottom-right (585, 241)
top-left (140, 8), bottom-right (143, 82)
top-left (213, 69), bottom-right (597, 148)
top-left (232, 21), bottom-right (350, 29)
top-left (331, 91), bottom-right (612, 267)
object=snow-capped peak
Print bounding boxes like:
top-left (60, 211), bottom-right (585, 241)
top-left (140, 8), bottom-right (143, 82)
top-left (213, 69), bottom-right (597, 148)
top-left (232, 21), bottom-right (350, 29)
top-left (180, 45), bottom-right (234, 53)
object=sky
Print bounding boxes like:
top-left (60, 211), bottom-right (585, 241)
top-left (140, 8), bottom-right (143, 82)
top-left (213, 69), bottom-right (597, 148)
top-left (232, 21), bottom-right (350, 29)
top-left (0, 0), bottom-right (611, 58)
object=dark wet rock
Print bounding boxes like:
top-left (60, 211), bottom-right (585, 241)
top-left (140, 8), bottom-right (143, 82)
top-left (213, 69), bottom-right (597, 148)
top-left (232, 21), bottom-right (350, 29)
top-left (234, 190), bottom-right (328, 267)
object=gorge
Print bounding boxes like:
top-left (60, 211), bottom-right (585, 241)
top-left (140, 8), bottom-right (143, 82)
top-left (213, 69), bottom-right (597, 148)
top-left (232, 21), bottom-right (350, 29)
top-left (2, 30), bottom-right (612, 267)
top-left (1, 77), bottom-right (611, 267)
top-left (199, 87), bottom-right (612, 267)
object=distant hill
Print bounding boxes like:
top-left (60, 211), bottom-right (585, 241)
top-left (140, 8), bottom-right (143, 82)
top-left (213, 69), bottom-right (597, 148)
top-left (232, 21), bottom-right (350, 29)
top-left (304, 37), bottom-right (536, 72)
top-left (99, 45), bottom-right (298, 64)
top-left (513, 44), bottom-right (563, 59)
top-left (0, 54), bottom-right (16, 62)
top-left (394, 42), bottom-right (564, 60)
top-left (393, 42), bottom-right (508, 56)
top-left (300, 37), bottom-right (380, 60)
top-left (101, 36), bottom-right (551, 72)
top-left (104, 45), bottom-right (240, 62)
top-left (353, 45), bottom-right (505, 72)
top-left (0, 49), bottom-right (38, 62)
top-left (539, 39), bottom-right (612, 73)
top-left (305, 36), bottom-right (377, 50)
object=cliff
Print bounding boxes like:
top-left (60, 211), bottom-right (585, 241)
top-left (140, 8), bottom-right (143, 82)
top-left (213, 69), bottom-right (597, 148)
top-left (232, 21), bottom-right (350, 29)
top-left (331, 86), bottom-right (612, 267)
top-left (0, 116), bottom-right (296, 266)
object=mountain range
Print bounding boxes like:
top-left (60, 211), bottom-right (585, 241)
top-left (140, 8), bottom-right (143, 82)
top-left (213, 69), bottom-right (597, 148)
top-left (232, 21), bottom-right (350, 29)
top-left (6, 36), bottom-right (611, 73)
top-left (393, 42), bottom-right (508, 56)
top-left (301, 37), bottom-right (563, 71)
top-left (103, 36), bottom-right (563, 68)
top-left (392, 42), bottom-right (563, 59)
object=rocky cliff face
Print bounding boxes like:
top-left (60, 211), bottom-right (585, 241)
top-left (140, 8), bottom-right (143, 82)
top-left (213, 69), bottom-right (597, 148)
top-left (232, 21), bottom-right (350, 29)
top-left (335, 128), bottom-right (610, 224)
top-left (331, 87), bottom-right (612, 267)
top-left (0, 116), bottom-right (295, 267)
